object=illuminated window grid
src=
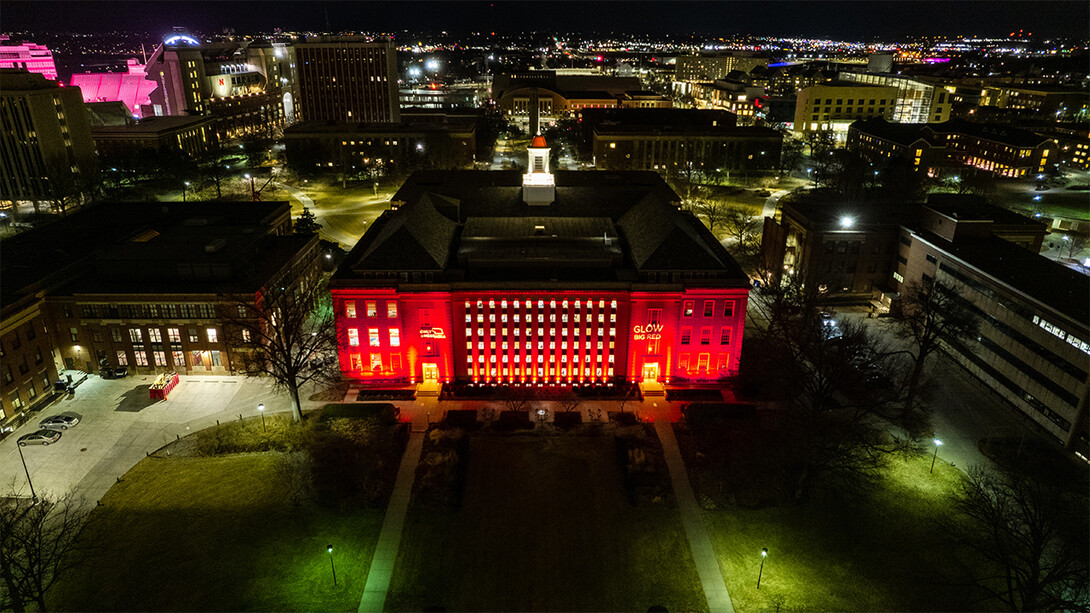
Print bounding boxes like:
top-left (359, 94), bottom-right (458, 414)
top-left (465, 297), bottom-right (615, 385)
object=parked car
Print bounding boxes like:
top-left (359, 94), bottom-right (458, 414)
top-left (18, 429), bottom-right (62, 446)
top-left (39, 415), bottom-right (79, 430)
top-left (113, 366), bottom-right (128, 378)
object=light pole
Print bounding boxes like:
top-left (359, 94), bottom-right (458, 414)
top-left (258, 403), bottom-right (266, 433)
top-left (327, 544), bottom-right (337, 586)
top-left (757, 547), bottom-right (768, 589)
top-left (244, 173), bottom-right (256, 201)
top-left (17, 444), bottom-right (37, 502)
top-left (182, 181), bottom-right (190, 202)
top-left (807, 167), bottom-right (814, 187)
top-left (930, 438), bottom-right (944, 474)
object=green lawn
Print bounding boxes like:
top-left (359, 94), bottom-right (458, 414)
top-left (708, 454), bottom-right (990, 612)
top-left (385, 435), bottom-right (706, 612)
top-left (49, 454), bottom-right (384, 612)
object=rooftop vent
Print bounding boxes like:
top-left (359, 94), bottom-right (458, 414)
top-left (205, 238), bottom-right (227, 253)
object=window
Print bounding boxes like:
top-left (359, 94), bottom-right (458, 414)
top-left (129, 328), bottom-right (142, 343)
top-left (134, 351), bottom-right (149, 366)
top-left (389, 328), bottom-right (400, 347)
top-left (348, 328), bottom-right (360, 346)
top-left (703, 301), bottom-right (714, 316)
top-left (700, 327), bottom-right (712, 345)
top-left (366, 301), bottom-right (377, 317)
top-left (34, 346), bottom-right (42, 365)
top-left (350, 354), bottom-right (362, 371)
top-left (387, 301), bottom-right (398, 318)
top-left (345, 301), bottom-right (357, 318)
top-left (148, 328), bottom-right (163, 343)
top-left (925, 254), bottom-right (938, 264)
top-left (3, 366), bottom-right (11, 384)
top-left (111, 328), bottom-right (123, 343)
top-left (241, 330), bottom-right (251, 343)
top-left (210, 351), bottom-right (221, 367)
top-left (697, 353), bottom-right (710, 372)
top-left (154, 351), bottom-right (167, 366)
top-left (718, 353), bottom-right (730, 371)
top-left (720, 327), bottom-right (732, 345)
top-left (370, 354), bottom-right (382, 371)
top-left (681, 327), bottom-right (692, 345)
top-left (369, 328), bottom-right (380, 347)
top-left (116, 351), bottom-right (128, 366)
top-left (188, 328), bottom-right (199, 343)
top-left (723, 301), bottom-right (735, 317)
top-left (168, 328), bottom-right (181, 343)
top-left (26, 384), bottom-right (36, 400)
top-left (192, 351), bottom-right (204, 367)
top-left (683, 301), bottom-right (694, 317)
top-left (69, 327), bottom-right (79, 343)
top-left (172, 351), bottom-right (186, 367)
top-left (647, 308), bottom-right (661, 326)
top-left (206, 328), bottom-right (218, 343)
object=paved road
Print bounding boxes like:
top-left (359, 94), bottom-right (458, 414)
top-left (0, 373), bottom-right (322, 504)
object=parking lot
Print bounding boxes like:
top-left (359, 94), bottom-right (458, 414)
top-left (0, 373), bottom-right (306, 504)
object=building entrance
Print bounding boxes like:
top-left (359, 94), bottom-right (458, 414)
top-left (422, 363), bottom-right (439, 383)
top-left (642, 362), bottom-right (659, 383)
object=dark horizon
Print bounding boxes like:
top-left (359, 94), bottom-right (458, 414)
top-left (3, 0), bottom-right (1088, 41)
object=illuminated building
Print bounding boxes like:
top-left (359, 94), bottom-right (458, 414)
top-left (839, 72), bottom-right (952, 124)
top-left (492, 71), bottom-right (651, 127)
top-left (0, 35), bottom-right (58, 81)
top-left (143, 33), bottom-right (293, 139)
top-left (294, 37), bottom-right (399, 123)
top-left (0, 201), bottom-right (318, 434)
top-left (793, 81), bottom-right (898, 141)
top-left (70, 59), bottom-right (158, 118)
top-left (580, 108), bottom-right (782, 173)
top-left (674, 53), bottom-right (769, 82)
top-left (331, 138), bottom-right (750, 388)
top-left (0, 69), bottom-right (96, 207)
top-left (91, 115), bottom-right (218, 158)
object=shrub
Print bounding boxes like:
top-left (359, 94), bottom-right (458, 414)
top-left (443, 409), bottom-right (479, 429)
top-left (320, 402), bottom-right (399, 424)
top-left (496, 410), bottom-right (532, 431)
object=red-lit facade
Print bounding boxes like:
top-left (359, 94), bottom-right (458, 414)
top-left (331, 287), bottom-right (747, 386)
top-left (331, 145), bottom-right (750, 388)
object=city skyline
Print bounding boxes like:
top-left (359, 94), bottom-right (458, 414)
top-left (3, 0), bottom-right (1089, 40)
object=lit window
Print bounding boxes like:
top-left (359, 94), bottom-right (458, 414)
top-left (683, 301), bottom-right (694, 317)
top-left (389, 329), bottom-right (400, 347)
top-left (703, 301), bottom-right (714, 317)
top-left (116, 351), bottom-right (128, 366)
top-left (130, 328), bottom-right (143, 343)
top-left (242, 330), bottom-right (251, 343)
top-left (366, 301), bottom-right (377, 317)
top-left (168, 328), bottom-right (181, 343)
top-left (369, 328), bottom-right (380, 347)
top-left (723, 301), bottom-right (735, 317)
top-left (387, 302), bottom-right (398, 318)
top-left (700, 327), bottom-right (712, 345)
top-left (207, 328), bottom-right (218, 343)
top-left (346, 301), bottom-right (357, 318)
top-left (348, 328), bottom-right (360, 346)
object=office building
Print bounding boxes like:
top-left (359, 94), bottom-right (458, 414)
top-left (0, 69), bottom-right (96, 208)
top-left (294, 36), bottom-right (399, 123)
top-left (492, 70), bottom-right (648, 125)
top-left (674, 53), bottom-right (769, 82)
top-left (90, 115), bottom-right (218, 158)
top-left (839, 72), bottom-right (953, 124)
top-left (580, 108), bottom-right (782, 172)
top-left (330, 139), bottom-right (751, 388)
top-left (793, 81), bottom-right (898, 140)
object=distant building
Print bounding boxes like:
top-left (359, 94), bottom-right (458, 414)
top-left (0, 201), bottom-right (319, 434)
top-left (143, 33), bottom-right (292, 140)
top-left (580, 108), bottom-right (782, 173)
top-left (283, 111), bottom-right (479, 174)
top-left (70, 59), bottom-right (158, 118)
top-left (688, 79), bottom-right (766, 122)
top-left (674, 53), bottom-right (769, 82)
top-left (330, 140), bottom-right (751, 388)
top-left (839, 72), bottom-right (953, 124)
top-left (294, 36), bottom-right (399, 123)
top-left (980, 85), bottom-right (1090, 121)
top-left (794, 81), bottom-right (898, 140)
top-left (0, 69), bottom-right (96, 207)
top-left (492, 70), bottom-right (652, 125)
top-left (0, 35), bottom-right (58, 80)
top-left (846, 118), bottom-right (947, 173)
top-left (91, 115), bottom-right (218, 158)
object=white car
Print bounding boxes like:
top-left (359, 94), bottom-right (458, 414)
top-left (39, 415), bottom-right (79, 430)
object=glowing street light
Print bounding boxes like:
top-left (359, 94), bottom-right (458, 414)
top-left (182, 181), bottom-right (190, 202)
top-left (258, 403), bottom-right (266, 433)
top-left (327, 544), bottom-right (337, 586)
top-left (930, 438), bottom-right (944, 474)
top-left (839, 216), bottom-right (854, 229)
top-left (757, 547), bottom-right (768, 589)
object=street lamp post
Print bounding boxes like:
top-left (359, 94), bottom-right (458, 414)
top-left (182, 181), bottom-right (190, 202)
top-left (244, 173), bottom-right (256, 202)
top-left (757, 547), bottom-right (768, 589)
top-left (930, 438), bottom-right (944, 474)
top-left (258, 403), bottom-right (266, 433)
top-left (17, 444), bottom-right (37, 502)
top-left (327, 544), bottom-right (337, 586)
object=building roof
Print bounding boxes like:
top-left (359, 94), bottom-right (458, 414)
top-left (530, 135), bottom-right (548, 148)
top-left (926, 118), bottom-right (1051, 148)
top-left (0, 201), bottom-right (298, 311)
top-left (917, 231), bottom-right (1088, 327)
top-left (335, 169), bottom-right (748, 287)
top-left (849, 118), bottom-right (936, 147)
top-left (90, 114), bottom-right (214, 135)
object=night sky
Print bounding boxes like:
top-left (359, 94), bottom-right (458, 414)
top-left (3, 0), bottom-right (1088, 40)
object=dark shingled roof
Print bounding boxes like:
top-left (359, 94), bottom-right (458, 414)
top-left (849, 118), bottom-right (935, 147)
top-left (335, 169), bottom-right (749, 288)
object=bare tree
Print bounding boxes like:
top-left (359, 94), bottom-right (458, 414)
top-left (275, 451), bottom-right (314, 507)
top-left (691, 195), bottom-right (730, 237)
top-left (1060, 234), bottom-right (1088, 260)
top-left (557, 393), bottom-right (581, 414)
top-left (720, 206), bottom-right (763, 257)
top-left (892, 279), bottom-right (978, 417)
top-left (0, 490), bottom-right (95, 612)
top-left (499, 387), bottom-right (531, 412)
top-left (945, 466), bottom-right (1089, 612)
top-left (224, 270), bottom-right (339, 422)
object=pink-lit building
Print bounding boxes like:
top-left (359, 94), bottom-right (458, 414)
top-left (0, 35), bottom-right (58, 81)
top-left (70, 59), bottom-right (157, 118)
